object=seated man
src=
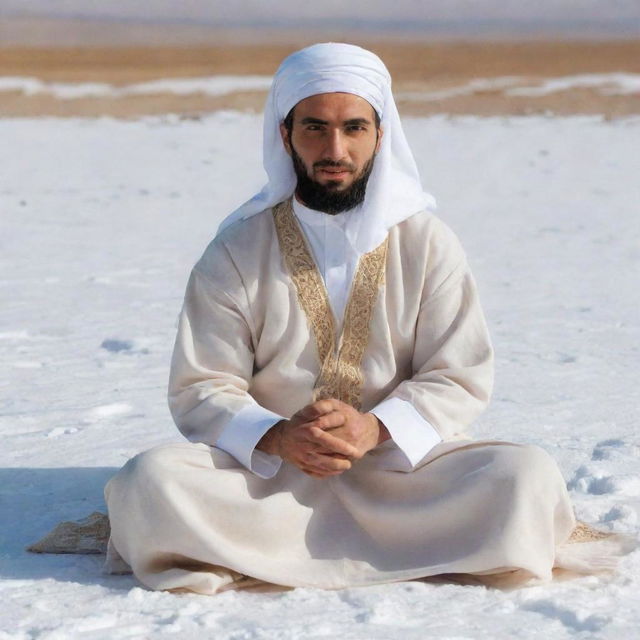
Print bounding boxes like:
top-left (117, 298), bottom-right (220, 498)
top-left (104, 43), bottom-right (606, 594)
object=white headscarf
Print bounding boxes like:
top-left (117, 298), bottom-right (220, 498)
top-left (217, 42), bottom-right (436, 254)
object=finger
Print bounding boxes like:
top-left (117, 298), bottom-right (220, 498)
top-left (308, 428), bottom-right (358, 458)
top-left (323, 452), bottom-right (351, 460)
top-left (303, 410), bottom-right (346, 431)
top-left (301, 447), bottom-right (351, 470)
top-left (301, 456), bottom-right (351, 475)
top-left (297, 399), bottom-right (338, 420)
top-left (313, 453), bottom-right (352, 472)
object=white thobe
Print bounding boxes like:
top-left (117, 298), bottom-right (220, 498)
top-left (215, 197), bottom-right (441, 478)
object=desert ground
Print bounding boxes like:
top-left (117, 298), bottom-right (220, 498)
top-left (1, 40), bottom-right (639, 118)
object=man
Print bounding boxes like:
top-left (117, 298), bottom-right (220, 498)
top-left (104, 43), bottom-right (604, 594)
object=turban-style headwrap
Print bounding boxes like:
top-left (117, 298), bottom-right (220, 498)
top-left (217, 42), bottom-right (436, 254)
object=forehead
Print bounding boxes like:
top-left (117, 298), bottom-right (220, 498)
top-left (292, 92), bottom-right (377, 121)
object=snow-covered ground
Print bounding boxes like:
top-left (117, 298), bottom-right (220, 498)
top-left (2, 73), bottom-right (639, 100)
top-left (1, 112), bottom-right (639, 638)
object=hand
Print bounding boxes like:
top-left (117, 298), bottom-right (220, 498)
top-left (308, 398), bottom-right (390, 461)
top-left (257, 400), bottom-right (360, 478)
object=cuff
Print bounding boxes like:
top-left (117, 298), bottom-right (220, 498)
top-left (215, 403), bottom-right (285, 479)
top-left (370, 396), bottom-right (442, 470)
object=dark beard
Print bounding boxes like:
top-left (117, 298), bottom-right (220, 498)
top-left (291, 145), bottom-right (375, 215)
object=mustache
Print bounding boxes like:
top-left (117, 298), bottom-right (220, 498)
top-left (313, 159), bottom-right (356, 172)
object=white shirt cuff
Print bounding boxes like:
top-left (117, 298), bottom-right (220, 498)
top-left (215, 403), bottom-right (285, 479)
top-left (370, 396), bottom-right (442, 470)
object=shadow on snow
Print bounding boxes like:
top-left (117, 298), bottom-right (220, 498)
top-left (0, 466), bottom-right (134, 589)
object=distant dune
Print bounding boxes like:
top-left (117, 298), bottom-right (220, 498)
top-left (1, 40), bottom-right (639, 118)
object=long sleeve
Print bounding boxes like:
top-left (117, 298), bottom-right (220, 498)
top-left (365, 214), bottom-right (493, 470)
top-left (369, 397), bottom-right (442, 469)
top-left (387, 258), bottom-right (494, 448)
top-left (167, 247), bottom-right (284, 478)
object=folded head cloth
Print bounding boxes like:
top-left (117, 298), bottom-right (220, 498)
top-left (217, 42), bottom-right (436, 255)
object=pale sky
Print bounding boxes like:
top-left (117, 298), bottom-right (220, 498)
top-left (2, 0), bottom-right (639, 26)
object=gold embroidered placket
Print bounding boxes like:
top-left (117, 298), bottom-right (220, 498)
top-left (272, 198), bottom-right (388, 410)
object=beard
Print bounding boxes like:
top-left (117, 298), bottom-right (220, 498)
top-left (290, 144), bottom-right (376, 215)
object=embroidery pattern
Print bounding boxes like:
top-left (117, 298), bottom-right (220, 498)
top-left (568, 521), bottom-right (613, 543)
top-left (272, 198), bottom-right (388, 409)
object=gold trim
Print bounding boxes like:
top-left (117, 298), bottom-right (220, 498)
top-left (272, 198), bottom-right (387, 409)
top-left (568, 521), bottom-right (614, 543)
top-left (272, 199), bottom-right (337, 366)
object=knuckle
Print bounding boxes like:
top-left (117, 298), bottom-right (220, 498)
top-left (308, 426), bottom-right (323, 439)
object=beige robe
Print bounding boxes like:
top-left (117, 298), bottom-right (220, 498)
top-left (104, 201), bottom-right (601, 594)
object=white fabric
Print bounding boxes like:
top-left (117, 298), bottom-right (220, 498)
top-left (212, 43), bottom-right (442, 473)
top-left (105, 440), bottom-right (580, 593)
top-left (214, 392), bottom-right (442, 479)
top-left (213, 197), bottom-right (442, 478)
top-left (216, 42), bottom-right (436, 255)
top-left (369, 397), bottom-right (442, 469)
top-left (292, 196), bottom-right (359, 325)
top-left (214, 403), bottom-right (284, 479)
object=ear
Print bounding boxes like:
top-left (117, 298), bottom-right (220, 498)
top-left (279, 123), bottom-right (292, 156)
top-left (374, 125), bottom-right (384, 154)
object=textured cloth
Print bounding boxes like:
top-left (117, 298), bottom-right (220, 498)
top-left (103, 205), bottom-right (625, 592)
top-left (293, 196), bottom-right (358, 325)
top-left (104, 439), bottom-right (576, 593)
top-left (214, 197), bottom-right (442, 477)
top-left (216, 42), bottom-right (436, 255)
top-left (167, 208), bottom-right (489, 473)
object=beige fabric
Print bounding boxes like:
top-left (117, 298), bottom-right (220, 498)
top-left (104, 205), bottom-right (623, 594)
top-left (105, 440), bottom-right (579, 593)
top-left (272, 198), bottom-right (388, 409)
top-left (167, 205), bottom-right (492, 446)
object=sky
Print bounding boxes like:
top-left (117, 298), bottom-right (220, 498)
top-left (2, 0), bottom-right (639, 37)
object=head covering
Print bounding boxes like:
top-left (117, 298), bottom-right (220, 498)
top-left (217, 42), bottom-right (436, 254)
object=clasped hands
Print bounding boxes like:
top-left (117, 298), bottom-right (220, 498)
top-left (257, 398), bottom-right (390, 478)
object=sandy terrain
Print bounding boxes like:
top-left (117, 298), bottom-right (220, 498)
top-left (1, 40), bottom-right (639, 118)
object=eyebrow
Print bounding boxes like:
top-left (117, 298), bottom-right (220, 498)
top-left (299, 116), bottom-right (372, 126)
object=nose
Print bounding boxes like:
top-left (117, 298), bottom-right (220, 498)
top-left (324, 129), bottom-right (347, 161)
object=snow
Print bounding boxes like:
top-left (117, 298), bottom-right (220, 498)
top-left (506, 73), bottom-right (640, 97)
top-left (1, 111), bottom-right (639, 638)
top-left (3, 73), bottom-right (639, 102)
top-left (0, 76), bottom-right (274, 99)
top-left (396, 73), bottom-right (640, 102)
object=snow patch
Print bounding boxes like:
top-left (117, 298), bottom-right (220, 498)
top-left (396, 73), bottom-right (640, 102)
top-left (568, 465), bottom-right (619, 495)
top-left (0, 75), bottom-right (273, 100)
top-left (600, 505), bottom-right (638, 528)
top-left (507, 73), bottom-right (640, 97)
top-left (84, 403), bottom-right (134, 421)
top-left (11, 360), bottom-right (43, 369)
top-left (100, 338), bottom-right (151, 355)
top-left (46, 426), bottom-right (79, 438)
top-left (520, 598), bottom-right (611, 633)
top-left (0, 330), bottom-right (31, 341)
top-left (3, 73), bottom-right (638, 104)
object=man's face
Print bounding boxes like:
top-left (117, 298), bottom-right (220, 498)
top-left (279, 92), bottom-right (383, 214)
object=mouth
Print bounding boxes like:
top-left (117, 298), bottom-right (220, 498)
top-left (317, 167), bottom-right (352, 180)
